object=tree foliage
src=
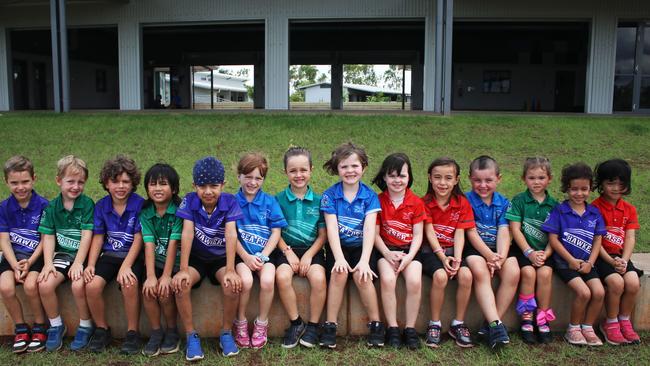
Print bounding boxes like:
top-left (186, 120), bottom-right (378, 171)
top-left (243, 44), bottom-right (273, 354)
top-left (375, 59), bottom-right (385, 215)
top-left (344, 64), bottom-right (378, 86)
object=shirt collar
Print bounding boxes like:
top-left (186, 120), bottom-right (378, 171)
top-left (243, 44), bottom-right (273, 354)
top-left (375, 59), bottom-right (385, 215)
top-left (382, 188), bottom-right (416, 208)
top-left (102, 193), bottom-right (142, 213)
top-left (285, 185), bottom-right (314, 202)
top-left (236, 188), bottom-right (265, 207)
top-left (54, 193), bottom-right (86, 212)
top-left (141, 200), bottom-right (177, 219)
top-left (467, 190), bottom-right (506, 208)
top-left (593, 196), bottom-right (624, 212)
top-left (559, 200), bottom-right (600, 216)
top-left (8, 190), bottom-right (41, 212)
top-left (523, 189), bottom-right (555, 206)
top-left (332, 181), bottom-right (372, 201)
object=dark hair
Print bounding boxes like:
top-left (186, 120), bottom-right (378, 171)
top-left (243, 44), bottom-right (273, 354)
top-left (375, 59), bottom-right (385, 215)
top-left (99, 154), bottom-right (141, 192)
top-left (4, 155), bottom-right (34, 180)
top-left (371, 153), bottom-right (413, 191)
top-left (522, 156), bottom-right (552, 178)
top-left (143, 163), bottom-right (181, 208)
top-left (594, 159), bottom-right (632, 195)
top-left (283, 146), bottom-right (312, 170)
top-left (560, 162), bottom-right (593, 193)
top-left (323, 142), bottom-right (369, 176)
top-left (469, 155), bottom-right (500, 176)
top-left (237, 152), bottom-right (269, 177)
top-left (424, 157), bottom-right (463, 201)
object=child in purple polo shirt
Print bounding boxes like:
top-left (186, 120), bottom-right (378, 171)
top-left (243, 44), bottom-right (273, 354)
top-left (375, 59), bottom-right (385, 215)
top-left (542, 162), bottom-right (606, 347)
top-left (0, 156), bottom-right (48, 353)
top-left (172, 156), bottom-right (243, 360)
top-left (83, 155), bottom-right (145, 354)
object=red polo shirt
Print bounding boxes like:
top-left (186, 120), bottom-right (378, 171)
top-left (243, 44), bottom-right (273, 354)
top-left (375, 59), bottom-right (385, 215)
top-left (376, 189), bottom-right (426, 248)
top-left (591, 196), bottom-right (640, 255)
top-left (423, 194), bottom-right (475, 248)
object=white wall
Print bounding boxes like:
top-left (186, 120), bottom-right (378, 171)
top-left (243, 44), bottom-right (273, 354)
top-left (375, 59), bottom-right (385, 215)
top-left (304, 85), bottom-right (331, 103)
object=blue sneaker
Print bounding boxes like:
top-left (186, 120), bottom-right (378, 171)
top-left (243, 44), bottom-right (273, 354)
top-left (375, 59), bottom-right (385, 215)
top-left (488, 321), bottom-right (510, 350)
top-left (45, 325), bottom-right (67, 351)
top-left (70, 325), bottom-right (95, 351)
top-left (185, 332), bottom-right (204, 362)
top-left (220, 330), bottom-right (239, 357)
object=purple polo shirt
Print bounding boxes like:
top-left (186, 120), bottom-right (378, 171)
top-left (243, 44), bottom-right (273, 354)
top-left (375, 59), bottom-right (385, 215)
top-left (235, 189), bottom-right (287, 255)
top-left (176, 192), bottom-right (243, 260)
top-left (541, 200), bottom-right (606, 269)
top-left (93, 193), bottom-right (144, 256)
top-left (0, 191), bottom-right (49, 257)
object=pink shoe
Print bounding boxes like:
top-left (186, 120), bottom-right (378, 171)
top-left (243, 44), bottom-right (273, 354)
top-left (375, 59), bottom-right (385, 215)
top-left (619, 319), bottom-right (641, 344)
top-left (581, 327), bottom-right (603, 346)
top-left (251, 319), bottom-right (268, 349)
top-left (599, 321), bottom-right (627, 345)
top-left (564, 327), bottom-right (587, 345)
top-left (233, 319), bottom-right (250, 348)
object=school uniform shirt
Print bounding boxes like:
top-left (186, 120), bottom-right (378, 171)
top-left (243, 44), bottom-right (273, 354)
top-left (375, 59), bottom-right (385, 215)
top-left (93, 193), bottom-right (144, 257)
top-left (591, 196), bottom-right (640, 256)
top-left (377, 188), bottom-right (426, 248)
top-left (505, 190), bottom-right (558, 251)
top-left (466, 190), bottom-right (509, 250)
top-left (0, 191), bottom-right (49, 257)
top-left (320, 181), bottom-right (381, 248)
top-left (139, 201), bottom-right (183, 268)
top-left (176, 192), bottom-right (243, 260)
top-left (236, 189), bottom-right (288, 255)
top-left (276, 185), bottom-right (325, 248)
top-left (422, 194), bottom-right (475, 249)
top-left (541, 200), bottom-right (607, 269)
top-left (38, 193), bottom-right (94, 256)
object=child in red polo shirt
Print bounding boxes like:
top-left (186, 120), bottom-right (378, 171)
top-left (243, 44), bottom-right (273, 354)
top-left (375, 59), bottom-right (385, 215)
top-left (371, 153), bottom-right (425, 350)
top-left (592, 159), bottom-right (642, 345)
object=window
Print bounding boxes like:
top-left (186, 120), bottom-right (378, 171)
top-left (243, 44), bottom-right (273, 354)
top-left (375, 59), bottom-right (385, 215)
top-left (482, 70), bottom-right (511, 93)
top-left (96, 69), bottom-right (107, 93)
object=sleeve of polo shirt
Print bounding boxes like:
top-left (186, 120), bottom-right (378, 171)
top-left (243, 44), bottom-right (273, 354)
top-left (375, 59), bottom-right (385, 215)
top-left (170, 215), bottom-right (183, 241)
top-left (226, 199), bottom-right (244, 222)
top-left (422, 198), bottom-right (433, 224)
top-left (80, 199), bottom-right (94, 231)
top-left (497, 198), bottom-right (509, 227)
top-left (0, 203), bottom-right (9, 232)
top-left (540, 207), bottom-right (560, 234)
top-left (505, 196), bottom-right (523, 223)
top-left (134, 213), bottom-right (142, 233)
top-left (316, 210), bottom-right (325, 229)
top-left (139, 214), bottom-right (155, 244)
top-left (37, 202), bottom-right (56, 235)
top-left (320, 190), bottom-right (336, 215)
top-left (626, 204), bottom-right (640, 230)
top-left (457, 197), bottom-right (476, 229)
top-left (92, 205), bottom-right (106, 235)
top-left (411, 198), bottom-right (426, 225)
top-left (175, 194), bottom-right (195, 222)
top-left (594, 212), bottom-right (607, 237)
top-left (268, 198), bottom-right (288, 228)
top-left (365, 192), bottom-right (381, 216)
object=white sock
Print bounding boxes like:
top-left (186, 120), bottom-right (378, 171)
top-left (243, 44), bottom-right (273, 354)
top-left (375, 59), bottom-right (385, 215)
top-left (451, 319), bottom-right (464, 327)
top-left (607, 318), bottom-right (618, 324)
top-left (581, 324), bottom-right (593, 329)
top-left (256, 317), bottom-right (268, 325)
top-left (618, 315), bottom-right (630, 321)
top-left (49, 316), bottom-right (63, 327)
top-left (569, 323), bottom-right (580, 330)
top-left (79, 319), bottom-right (93, 328)
top-left (429, 320), bottom-right (442, 327)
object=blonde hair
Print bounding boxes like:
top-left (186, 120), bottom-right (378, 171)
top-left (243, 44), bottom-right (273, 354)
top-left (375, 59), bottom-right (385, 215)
top-left (57, 155), bottom-right (88, 180)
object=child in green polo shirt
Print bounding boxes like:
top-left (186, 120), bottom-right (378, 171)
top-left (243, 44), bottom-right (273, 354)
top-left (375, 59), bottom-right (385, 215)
top-left (139, 163), bottom-right (183, 357)
top-left (37, 155), bottom-right (95, 351)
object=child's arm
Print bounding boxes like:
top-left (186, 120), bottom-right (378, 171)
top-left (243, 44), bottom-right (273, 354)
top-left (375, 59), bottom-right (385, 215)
top-left (278, 236), bottom-right (300, 273)
top-left (70, 230), bottom-right (92, 282)
top-left (299, 227), bottom-right (327, 276)
top-left (222, 221), bottom-right (242, 293)
top-left (353, 212), bottom-right (379, 282)
top-left (37, 234), bottom-right (57, 283)
top-left (324, 213), bottom-right (351, 273)
top-left (142, 239), bottom-right (158, 299)
top-left (0, 232), bottom-right (23, 282)
top-left (548, 233), bottom-right (581, 270)
top-left (398, 221), bottom-right (423, 273)
top-left (236, 239), bottom-right (263, 271)
top-left (495, 225), bottom-right (511, 266)
top-left (510, 221), bottom-right (536, 256)
top-left (261, 227), bottom-right (281, 258)
top-left (172, 219), bottom-right (193, 291)
top-left (466, 228), bottom-right (500, 264)
top-left (117, 232), bottom-right (143, 288)
top-left (621, 229), bottom-right (636, 263)
top-left (158, 239), bottom-right (178, 298)
top-left (450, 229), bottom-right (465, 274)
top-left (580, 234), bottom-right (601, 274)
top-left (425, 223), bottom-right (455, 274)
top-left (374, 225), bottom-right (402, 269)
top-left (83, 233), bottom-right (103, 283)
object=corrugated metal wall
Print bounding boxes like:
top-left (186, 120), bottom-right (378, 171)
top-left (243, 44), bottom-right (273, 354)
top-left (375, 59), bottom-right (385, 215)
top-left (0, 28), bottom-right (8, 111)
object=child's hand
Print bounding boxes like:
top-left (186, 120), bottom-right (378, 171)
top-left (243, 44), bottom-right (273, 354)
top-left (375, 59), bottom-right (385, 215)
top-left (570, 259), bottom-right (583, 271)
top-left (299, 255), bottom-right (313, 277)
top-left (396, 255), bottom-right (413, 273)
top-left (531, 251), bottom-right (545, 267)
top-left (223, 269), bottom-right (242, 294)
top-left (352, 261), bottom-right (377, 283)
top-left (157, 275), bottom-right (173, 298)
top-left (142, 275), bottom-right (158, 299)
top-left (117, 266), bottom-right (137, 288)
top-left (384, 251), bottom-right (405, 270)
top-left (285, 250), bottom-right (300, 273)
top-left (578, 261), bottom-right (592, 274)
top-left (613, 257), bottom-right (627, 274)
top-left (83, 265), bottom-right (95, 283)
top-left (14, 268), bottom-right (25, 283)
top-left (172, 270), bottom-right (191, 292)
top-left (68, 263), bottom-right (84, 282)
top-left (443, 257), bottom-right (459, 277)
top-left (332, 259), bottom-right (352, 274)
top-left (38, 264), bottom-right (57, 283)
top-left (244, 253), bottom-right (264, 271)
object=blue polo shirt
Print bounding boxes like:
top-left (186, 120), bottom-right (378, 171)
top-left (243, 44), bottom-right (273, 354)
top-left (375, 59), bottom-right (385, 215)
top-left (0, 191), bottom-right (49, 257)
top-left (93, 193), bottom-right (144, 256)
top-left (236, 189), bottom-right (287, 255)
top-left (466, 190), bottom-right (509, 250)
top-left (176, 192), bottom-right (243, 260)
top-left (320, 181), bottom-right (381, 248)
top-left (541, 200), bottom-right (606, 269)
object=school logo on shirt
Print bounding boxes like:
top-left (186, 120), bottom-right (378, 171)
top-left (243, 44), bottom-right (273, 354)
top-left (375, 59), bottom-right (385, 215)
top-left (127, 217), bottom-right (136, 228)
top-left (30, 215), bottom-right (41, 225)
top-left (179, 198), bottom-right (188, 210)
top-left (306, 207), bottom-right (319, 217)
top-left (258, 209), bottom-right (269, 221)
top-left (353, 202), bottom-right (365, 214)
top-left (402, 212), bottom-right (414, 221)
top-left (450, 211), bottom-right (460, 222)
top-left (586, 219), bottom-right (597, 228)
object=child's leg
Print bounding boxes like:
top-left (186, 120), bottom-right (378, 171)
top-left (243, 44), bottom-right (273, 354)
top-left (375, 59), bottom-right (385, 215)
top-left (519, 266), bottom-right (536, 299)
top-left (216, 267), bottom-right (240, 332)
top-left (619, 271), bottom-right (640, 317)
top-left (565, 277), bottom-right (591, 325)
top-left (38, 274), bottom-right (66, 320)
top-left (70, 278), bottom-right (91, 321)
top-left (236, 263), bottom-right (254, 320)
top-left (121, 279), bottom-right (141, 331)
top-left (455, 267), bottom-right (473, 321)
top-left (378, 258), bottom-right (398, 327)
top-left (174, 268), bottom-right (201, 333)
top-left (351, 270), bottom-right (380, 321)
top-left (0, 271), bottom-right (25, 324)
top-left (86, 276), bottom-right (108, 328)
top-left (402, 260), bottom-right (422, 328)
top-left (466, 256), bottom-right (499, 322)
top-left (583, 278), bottom-right (605, 326)
top-left (143, 286), bottom-right (162, 330)
top-left (496, 257), bottom-right (519, 319)
top-left (257, 263), bottom-right (275, 322)
top-left (535, 266), bottom-right (553, 310)
top-left (429, 269), bottom-right (448, 322)
top-left (603, 274), bottom-right (624, 320)
top-left (326, 271), bottom-right (348, 323)
top-left (306, 265), bottom-right (327, 324)
top-left (160, 295), bottom-right (178, 329)
top-left (276, 264), bottom-right (298, 320)
top-left (24, 272), bottom-right (45, 324)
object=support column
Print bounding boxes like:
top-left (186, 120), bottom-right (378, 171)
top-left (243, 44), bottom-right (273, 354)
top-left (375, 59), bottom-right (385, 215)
top-left (265, 15), bottom-right (289, 109)
top-left (254, 55), bottom-right (265, 109)
top-left (58, 0), bottom-right (69, 111)
top-left (411, 62), bottom-right (423, 110)
top-left (442, 0), bottom-right (454, 115)
top-left (118, 20), bottom-right (142, 110)
top-left (331, 62), bottom-right (343, 110)
top-left (50, 0), bottom-right (61, 112)
top-left (423, 5), bottom-right (437, 111)
top-left (0, 27), bottom-right (9, 111)
top-left (585, 9), bottom-right (617, 114)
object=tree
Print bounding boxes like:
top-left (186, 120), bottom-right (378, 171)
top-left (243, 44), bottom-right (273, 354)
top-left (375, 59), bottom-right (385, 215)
top-left (344, 64), bottom-right (378, 86)
top-left (289, 65), bottom-right (320, 90)
top-left (383, 65), bottom-right (406, 91)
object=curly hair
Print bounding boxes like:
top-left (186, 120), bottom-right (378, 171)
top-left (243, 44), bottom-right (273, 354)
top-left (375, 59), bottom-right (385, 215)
top-left (99, 154), bottom-right (141, 192)
top-left (560, 162), bottom-right (593, 193)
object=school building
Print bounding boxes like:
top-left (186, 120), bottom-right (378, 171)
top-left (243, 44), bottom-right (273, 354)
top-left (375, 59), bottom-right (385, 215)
top-left (0, 0), bottom-right (649, 114)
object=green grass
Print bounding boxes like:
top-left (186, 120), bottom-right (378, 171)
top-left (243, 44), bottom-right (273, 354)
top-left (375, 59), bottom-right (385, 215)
top-left (0, 112), bottom-right (649, 250)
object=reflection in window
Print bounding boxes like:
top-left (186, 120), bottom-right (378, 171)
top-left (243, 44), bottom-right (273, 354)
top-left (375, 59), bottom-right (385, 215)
top-left (613, 76), bottom-right (634, 112)
top-left (615, 27), bottom-right (637, 75)
top-left (482, 70), bottom-right (511, 93)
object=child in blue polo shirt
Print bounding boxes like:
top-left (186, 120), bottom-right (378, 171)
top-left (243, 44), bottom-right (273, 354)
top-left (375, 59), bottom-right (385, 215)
top-left (172, 156), bottom-right (243, 360)
top-left (465, 155), bottom-right (518, 349)
top-left (83, 155), bottom-right (145, 354)
top-left (0, 155), bottom-right (48, 353)
top-left (234, 152), bottom-right (287, 349)
top-left (542, 162), bottom-right (606, 346)
top-left (320, 142), bottom-right (383, 349)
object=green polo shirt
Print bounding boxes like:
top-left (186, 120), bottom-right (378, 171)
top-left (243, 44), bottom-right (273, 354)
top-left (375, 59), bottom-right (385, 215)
top-left (276, 185), bottom-right (325, 248)
top-left (38, 193), bottom-right (95, 256)
top-left (506, 189), bottom-right (558, 251)
top-left (139, 201), bottom-right (182, 268)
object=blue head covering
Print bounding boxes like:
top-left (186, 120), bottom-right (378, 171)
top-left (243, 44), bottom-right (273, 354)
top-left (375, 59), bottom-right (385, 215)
top-left (193, 156), bottom-right (225, 185)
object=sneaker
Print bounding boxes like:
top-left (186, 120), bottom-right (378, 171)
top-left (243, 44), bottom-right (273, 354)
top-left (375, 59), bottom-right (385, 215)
top-left (160, 328), bottom-right (181, 354)
top-left (282, 320), bottom-right (306, 348)
top-left (564, 327), bottom-right (587, 346)
top-left (403, 327), bottom-right (421, 350)
top-left (581, 327), bottom-right (603, 346)
top-left (27, 323), bottom-right (47, 352)
top-left (142, 328), bottom-right (164, 357)
top-left (45, 324), bottom-right (66, 352)
top-left (367, 321), bottom-right (385, 347)
top-left (70, 325), bottom-right (95, 351)
top-left (319, 322), bottom-right (337, 349)
top-left (599, 321), bottom-right (627, 345)
top-left (449, 323), bottom-right (474, 348)
top-left (385, 326), bottom-right (401, 348)
top-left (219, 331), bottom-right (239, 357)
top-left (185, 332), bottom-right (205, 361)
top-left (619, 319), bottom-right (641, 344)
top-left (121, 330), bottom-right (141, 355)
top-left (251, 319), bottom-right (269, 349)
top-left (233, 319), bottom-right (250, 348)
top-left (425, 323), bottom-right (441, 348)
top-left (299, 323), bottom-right (320, 348)
top-left (88, 327), bottom-right (112, 353)
top-left (520, 319), bottom-right (536, 344)
top-left (477, 322), bottom-right (489, 342)
top-left (13, 324), bottom-right (30, 353)
top-left (487, 321), bottom-right (510, 349)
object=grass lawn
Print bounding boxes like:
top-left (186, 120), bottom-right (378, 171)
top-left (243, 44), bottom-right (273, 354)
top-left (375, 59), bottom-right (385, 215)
top-left (0, 111), bottom-right (649, 250)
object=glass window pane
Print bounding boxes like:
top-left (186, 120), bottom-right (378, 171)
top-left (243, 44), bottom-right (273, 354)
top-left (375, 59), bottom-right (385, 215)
top-left (615, 27), bottom-right (637, 74)
top-left (640, 77), bottom-right (650, 109)
top-left (642, 27), bottom-right (650, 74)
top-left (613, 76), bottom-right (634, 111)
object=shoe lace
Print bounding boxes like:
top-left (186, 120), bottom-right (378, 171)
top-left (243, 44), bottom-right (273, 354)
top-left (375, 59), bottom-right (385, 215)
top-left (253, 323), bottom-right (267, 338)
top-left (428, 326), bottom-right (440, 337)
top-left (236, 323), bottom-right (248, 338)
top-left (458, 325), bottom-right (471, 338)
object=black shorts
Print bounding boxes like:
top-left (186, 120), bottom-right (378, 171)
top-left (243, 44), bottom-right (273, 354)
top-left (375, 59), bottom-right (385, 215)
top-left (555, 267), bottom-right (600, 284)
top-left (95, 254), bottom-right (144, 284)
top-left (189, 255), bottom-right (227, 287)
top-left (0, 253), bottom-right (44, 275)
top-left (511, 246), bottom-right (554, 269)
top-left (274, 247), bottom-right (326, 269)
top-left (595, 257), bottom-right (643, 280)
top-left (463, 244), bottom-right (516, 259)
top-left (325, 244), bottom-right (379, 276)
top-left (376, 246), bottom-right (421, 275)
top-left (154, 265), bottom-right (180, 279)
top-left (421, 247), bottom-right (467, 277)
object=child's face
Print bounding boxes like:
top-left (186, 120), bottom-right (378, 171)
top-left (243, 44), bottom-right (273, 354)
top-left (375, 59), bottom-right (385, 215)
top-left (285, 155), bottom-right (312, 191)
top-left (194, 182), bottom-right (223, 207)
top-left (238, 167), bottom-right (264, 197)
top-left (56, 170), bottom-right (86, 202)
top-left (523, 167), bottom-right (551, 196)
top-left (106, 172), bottom-right (133, 202)
top-left (567, 178), bottom-right (591, 207)
top-left (384, 163), bottom-right (409, 196)
top-left (469, 168), bottom-right (501, 200)
top-left (6, 170), bottom-right (35, 203)
top-left (337, 153), bottom-right (364, 186)
top-left (601, 178), bottom-right (626, 203)
top-left (429, 164), bottom-right (458, 200)
top-left (147, 178), bottom-right (173, 205)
